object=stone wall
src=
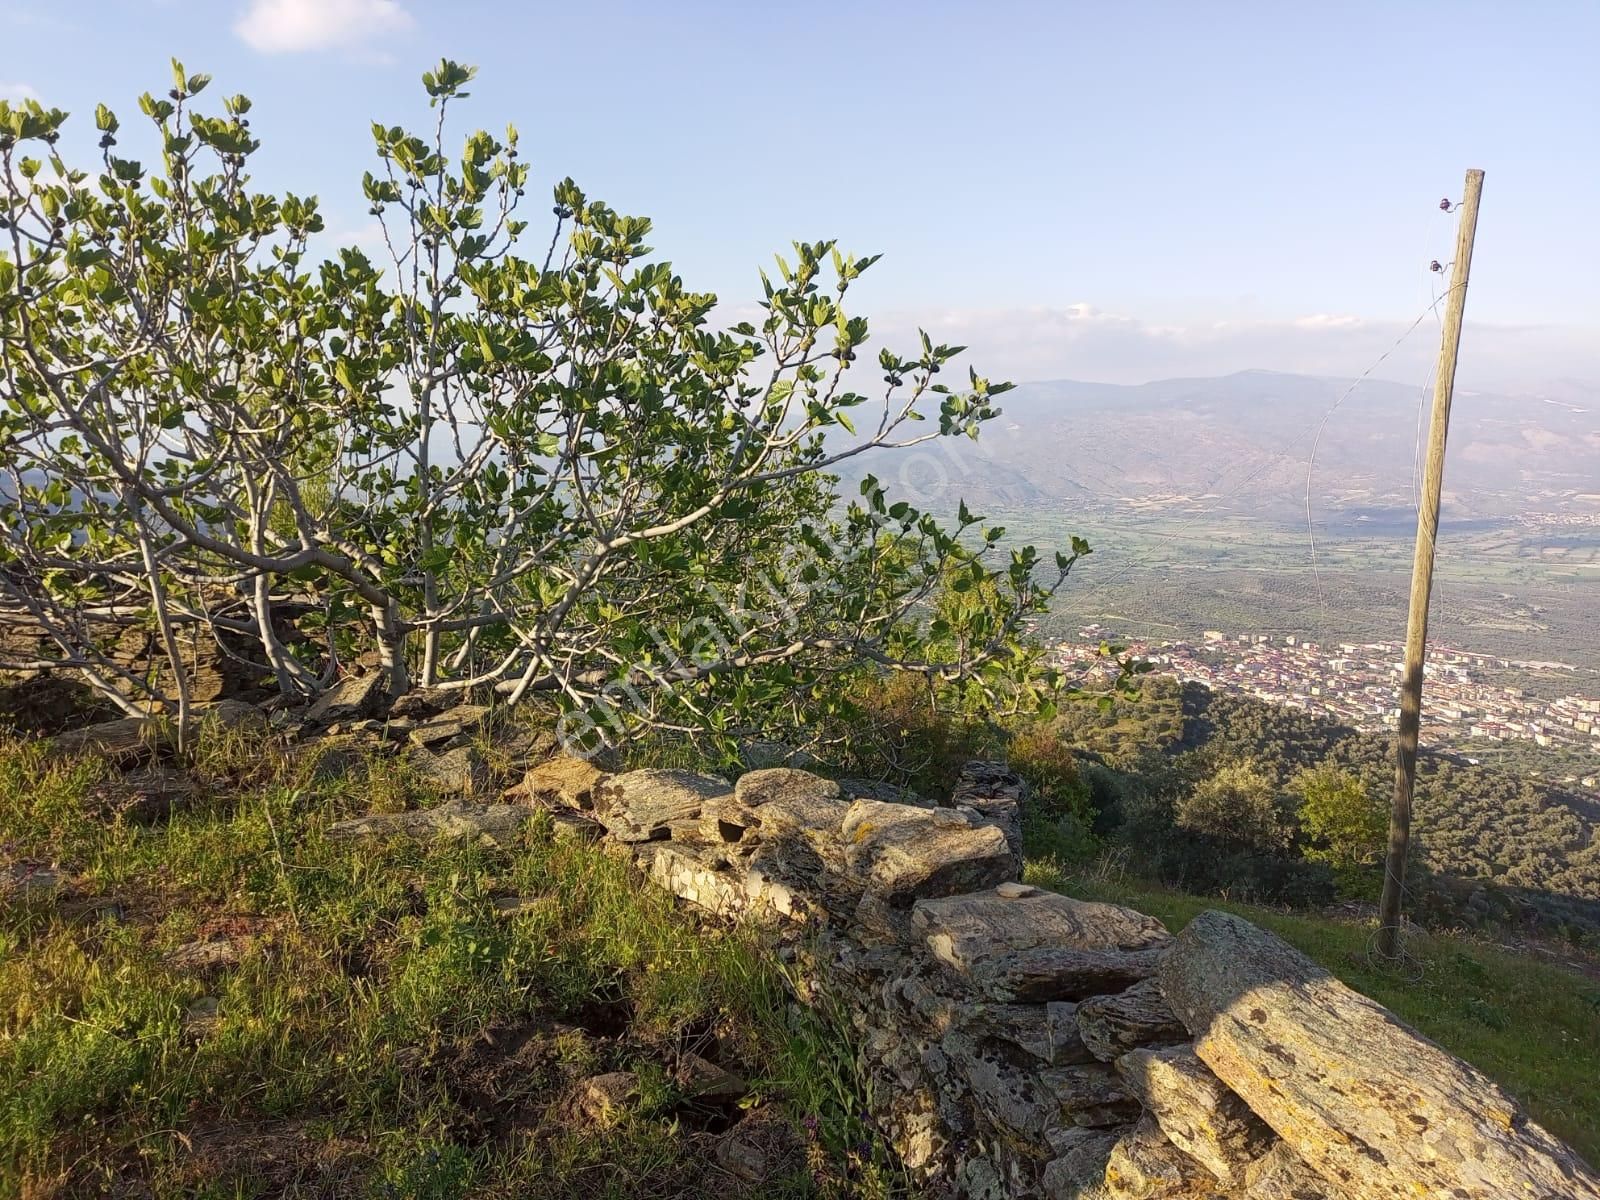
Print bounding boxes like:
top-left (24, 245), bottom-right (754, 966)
top-left (514, 756), bottom-right (1600, 1200)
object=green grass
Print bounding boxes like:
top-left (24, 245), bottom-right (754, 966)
top-left (1024, 852), bottom-right (1600, 1163)
top-left (14, 716), bottom-right (1598, 1195)
top-left (0, 732), bottom-right (893, 1199)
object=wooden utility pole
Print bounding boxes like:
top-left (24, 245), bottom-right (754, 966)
top-left (1376, 169), bottom-right (1485, 959)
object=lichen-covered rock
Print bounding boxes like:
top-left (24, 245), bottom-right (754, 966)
top-left (1043, 1127), bottom-right (1124, 1199)
top-left (547, 811), bottom-right (605, 844)
top-left (743, 839), bottom-right (842, 920)
top-left (996, 954), bottom-right (1161, 1004)
top-left (386, 688), bottom-right (450, 719)
top-left (890, 955), bottom-right (1092, 1070)
top-left (592, 768), bottom-right (728, 842)
top-left (982, 1000), bottom-right (1093, 1067)
top-left (751, 792), bottom-right (850, 843)
top-left (1104, 1117), bottom-right (1223, 1198)
top-left (914, 887), bottom-right (1170, 973)
top-left (94, 764), bottom-right (196, 823)
top-left (645, 843), bottom-right (746, 916)
top-left (1160, 909), bottom-right (1600, 1200)
top-left (856, 1022), bottom-right (958, 1179)
top-left (698, 793), bottom-right (760, 845)
top-left (48, 715), bottom-right (156, 765)
top-left (183, 995), bottom-right (223, 1040)
top-left (977, 954), bottom-right (1157, 1005)
top-left (735, 767), bottom-right (840, 809)
top-left (663, 815), bottom-right (706, 843)
top-left (940, 1028), bottom-right (1064, 1142)
top-left (1115, 1044), bottom-right (1273, 1185)
top-left (193, 699), bottom-right (270, 733)
top-left (955, 1155), bottom-right (1010, 1200)
top-left (957, 1001), bottom-right (1093, 1068)
top-left (286, 734), bottom-right (369, 783)
top-left (327, 800), bottom-right (532, 846)
top-left (736, 771), bottom-right (851, 886)
top-left (463, 753), bottom-right (1600, 1200)
top-left (715, 1107), bottom-right (802, 1182)
top-left (1076, 978), bottom-right (1187, 1062)
top-left (1043, 1063), bottom-right (1142, 1128)
top-left (677, 1051), bottom-right (747, 1103)
top-left (491, 895), bottom-right (553, 919)
top-left (950, 759), bottom-right (1027, 871)
top-left (164, 938), bottom-right (242, 975)
top-left (304, 670), bottom-right (386, 724)
top-left (410, 745), bottom-right (492, 796)
top-left (511, 753), bottom-right (606, 809)
top-left (914, 887), bottom-right (1169, 1002)
top-left (1240, 1142), bottom-right (1337, 1199)
top-left (1, 861), bottom-right (66, 903)
top-left (407, 703), bottom-right (491, 748)
top-left (852, 889), bottom-right (922, 942)
top-left (840, 799), bottom-right (1013, 905)
top-left (492, 723), bottom-right (559, 768)
top-left (578, 1071), bottom-right (638, 1123)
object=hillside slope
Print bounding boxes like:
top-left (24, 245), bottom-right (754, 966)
top-left (1053, 676), bottom-right (1600, 935)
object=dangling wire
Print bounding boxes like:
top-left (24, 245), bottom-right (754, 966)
top-left (1306, 194), bottom-right (1462, 616)
top-left (1303, 292), bottom-right (1450, 612)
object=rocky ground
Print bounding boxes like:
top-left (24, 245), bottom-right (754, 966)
top-left (0, 686), bottom-right (894, 1198)
top-left (6, 678), bottom-right (1600, 1197)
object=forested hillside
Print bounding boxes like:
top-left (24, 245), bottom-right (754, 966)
top-left (1053, 675), bottom-right (1600, 940)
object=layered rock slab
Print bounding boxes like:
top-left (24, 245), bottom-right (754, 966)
top-left (1076, 977), bottom-right (1187, 1062)
top-left (1115, 1044), bottom-right (1273, 1185)
top-left (1042, 1127), bottom-right (1122, 1200)
top-left (327, 800), bottom-right (531, 847)
top-left (1160, 909), bottom-right (1600, 1200)
top-left (592, 769), bottom-right (728, 843)
top-left (914, 885), bottom-right (1171, 1001)
top-left (949, 759), bottom-right (1028, 872)
top-left (840, 799), bottom-right (1014, 905)
top-left (1104, 1117), bottom-right (1223, 1198)
top-left (47, 700), bottom-right (266, 765)
top-left (510, 753), bottom-right (606, 809)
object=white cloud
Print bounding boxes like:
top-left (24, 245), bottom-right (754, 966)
top-left (1, 81), bottom-right (40, 102)
top-left (235, 0), bottom-right (413, 54)
top-left (1292, 313), bottom-right (1366, 330)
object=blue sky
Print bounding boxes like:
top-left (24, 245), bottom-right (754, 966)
top-left (4, 0), bottom-right (1596, 388)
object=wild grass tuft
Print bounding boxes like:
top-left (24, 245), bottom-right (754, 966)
top-left (0, 733), bottom-right (895, 1198)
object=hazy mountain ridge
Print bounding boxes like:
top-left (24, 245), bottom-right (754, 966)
top-left (857, 370), bottom-right (1600, 522)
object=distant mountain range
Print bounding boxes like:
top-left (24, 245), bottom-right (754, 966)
top-left (849, 370), bottom-right (1600, 523)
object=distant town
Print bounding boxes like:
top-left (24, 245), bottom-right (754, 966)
top-left (1051, 626), bottom-right (1600, 788)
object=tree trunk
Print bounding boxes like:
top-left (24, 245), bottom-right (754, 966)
top-left (252, 573), bottom-right (316, 699)
top-left (131, 499), bottom-right (192, 751)
top-left (372, 601), bottom-right (410, 698)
